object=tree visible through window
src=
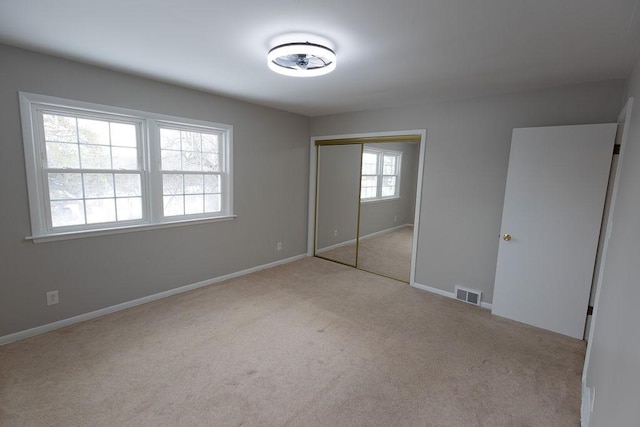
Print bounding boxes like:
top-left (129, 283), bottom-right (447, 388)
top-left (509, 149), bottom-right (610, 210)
top-left (159, 127), bottom-right (224, 217)
top-left (42, 113), bottom-right (143, 227)
top-left (360, 149), bottom-right (401, 201)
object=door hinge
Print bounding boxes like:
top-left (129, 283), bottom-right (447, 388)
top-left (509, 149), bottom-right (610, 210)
top-left (587, 305), bottom-right (594, 316)
top-left (614, 144), bottom-right (621, 155)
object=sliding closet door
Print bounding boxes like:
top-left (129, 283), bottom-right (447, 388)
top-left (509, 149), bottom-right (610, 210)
top-left (315, 144), bottom-right (362, 266)
top-left (357, 142), bottom-right (419, 282)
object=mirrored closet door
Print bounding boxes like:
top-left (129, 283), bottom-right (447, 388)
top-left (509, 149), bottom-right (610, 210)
top-left (314, 136), bottom-right (421, 283)
top-left (315, 144), bottom-right (361, 267)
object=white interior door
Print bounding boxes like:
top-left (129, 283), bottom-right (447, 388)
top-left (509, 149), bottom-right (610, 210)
top-left (492, 124), bottom-right (617, 339)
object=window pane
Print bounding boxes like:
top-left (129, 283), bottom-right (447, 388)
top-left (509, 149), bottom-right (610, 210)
top-left (86, 198), bottom-right (116, 224)
top-left (361, 187), bottom-right (377, 199)
top-left (185, 195), bottom-right (204, 214)
top-left (362, 152), bottom-right (378, 175)
top-left (110, 123), bottom-right (137, 147)
top-left (382, 177), bottom-right (397, 197)
top-left (48, 173), bottom-right (82, 200)
top-left (116, 197), bottom-right (142, 221)
top-left (114, 174), bottom-right (141, 197)
top-left (160, 128), bottom-right (181, 150)
top-left (204, 175), bottom-right (220, 193)
top-left (360, 176), bottom-right (377, 199)
top-left (162, 174), bottom-right (183, 195)
top-left (202, 134), bottom-right (219, 153)
top-left (205, 194), bottom-right (221, 213)
top-left (203, 152), bottom-right (220, 172)
top-left (163, 195), bottom-right (184, 216)
top-left (160, 128), bottom-right (218, 176)
top-left (361, 176), bottom-right (377, 187)
top-left (161, 150), bottom-right (181, 170)
top-left (182, 152), bottom-right (201, 171)
top-left (43, 114), bottom-right (77, 143)
top-left (382, 175), bottom-right (397, 197)
top-left (80, 145), bottom-right (111, 169)
top-left (184, 174), bottom-right (203, 194)
top-left (51, 200), bottom-right (85, 227)
top-left (381, 187), bottom-right (395, 197)
top-left (112, 147), bottom-right (138, 170)
top-left (182, 131), bottom-right (201, 152)
top-left (78, 118), bottom-right (109, 145)
top-left (84, 173), bottom-right (114, 198)
top-left (46, 142), bottom-right (79, 169)
top-left (383, 155), bottom-right (396, 175)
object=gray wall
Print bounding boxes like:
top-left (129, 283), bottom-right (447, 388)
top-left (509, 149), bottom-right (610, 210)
top-left (0, 44), bottom-right (310, 337)
top-left (359, 142), bottom-right (419, 236)
top-left (311, 80), bottom-right (625, 303)
top-left (586, 58), bottom-right (640, 426)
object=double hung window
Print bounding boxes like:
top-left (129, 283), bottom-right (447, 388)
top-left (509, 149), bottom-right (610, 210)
top-left (40, 112), bottom-right (143, 228)
top-left (360, 148), bottom-right (402, 201)
top-left (20, 93), bottom-right (233, 241)
top-left (159, 126), bottom-right (224, 217)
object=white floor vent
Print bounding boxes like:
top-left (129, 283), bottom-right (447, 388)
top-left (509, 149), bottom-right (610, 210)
top-left (455, 286), bottom-right (482, 306)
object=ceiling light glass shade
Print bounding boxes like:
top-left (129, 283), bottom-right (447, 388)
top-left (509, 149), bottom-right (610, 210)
top-left (268, 42), bottom-right (336, 77)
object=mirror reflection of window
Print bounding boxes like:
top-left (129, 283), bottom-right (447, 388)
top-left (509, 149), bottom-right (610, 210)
top-left (361, 151), bottom-right (378, 199)
top-left (361, 149), bottom-right (402, 201)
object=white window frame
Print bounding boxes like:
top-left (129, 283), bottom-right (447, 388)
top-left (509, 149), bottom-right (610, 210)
top-left (20, 92), bottom-right (235, 243)
top-left (360, 148), bottom-right (402, 202)
top-left (153, 121), bottom-right (230, 221)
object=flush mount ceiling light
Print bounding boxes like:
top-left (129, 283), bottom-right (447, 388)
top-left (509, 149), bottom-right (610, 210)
top-left (268, 42), bottom-right (336, 77)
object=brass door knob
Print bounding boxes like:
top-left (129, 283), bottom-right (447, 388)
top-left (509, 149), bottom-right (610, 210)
top-left (503, 233), bottom-right (512, 241)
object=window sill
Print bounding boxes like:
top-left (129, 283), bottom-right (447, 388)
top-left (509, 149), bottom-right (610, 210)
top-left (26, 214), bottom-right (238, 244)
top-left (361, 196), bottom-right (401, 205)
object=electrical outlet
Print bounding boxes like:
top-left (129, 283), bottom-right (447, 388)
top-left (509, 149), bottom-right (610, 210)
top-left (394, 215), bottom-right (397, 222)
top-left (277, 242), bottom-right (282, 251)
top-left (334, 229), bottom-right (338, 237)
top-left (46, 290), bottom-right (59, 306)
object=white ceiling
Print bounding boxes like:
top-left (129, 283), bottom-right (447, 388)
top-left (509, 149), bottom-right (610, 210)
top-left (1, 0), bottom-right (639, 116)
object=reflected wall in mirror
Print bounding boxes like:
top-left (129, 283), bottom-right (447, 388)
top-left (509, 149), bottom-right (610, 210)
top-left (357, 142), bottom-right (419, 282)
top-left (315, 144), bottom-right (361, 266)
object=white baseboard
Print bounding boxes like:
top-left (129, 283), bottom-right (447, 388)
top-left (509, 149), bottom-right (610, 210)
top-left (317, 223), bottom-right (413, 253)
top-left (581, 382), bottom-right (595, 426)
top-left (359, 223), bottom-right (413, 241)
top-left (316, 238), bottom-right (357, 253)
top-left (412, 282), bottom-right (492, 310)
top-left (0, 254), bottom-right (308, 346)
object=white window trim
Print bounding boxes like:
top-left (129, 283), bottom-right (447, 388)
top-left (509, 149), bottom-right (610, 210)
top-left (25, 215), bottom-right (238, 244)
top-left (19, 92), bottom-right (235, 243)
top-left (360, 148), bottom-right (402, 203)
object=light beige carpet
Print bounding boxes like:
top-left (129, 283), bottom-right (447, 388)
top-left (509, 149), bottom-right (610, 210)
top-left (319, 226), bottom-right (413, 282)
top-left (358, 226), bottom-right (413, 282)
top-left (317, 240), bottom-right (358, 266)
top-left (0, 257), bottom-right (585, 426)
